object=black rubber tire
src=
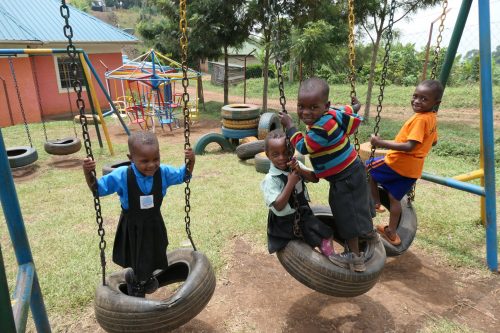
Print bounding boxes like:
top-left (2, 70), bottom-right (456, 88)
top-left (102, 160), bottom-right (132, 176)
top-left (7, 146), bottom-right (38, 168)
top-left (94, 249), bottom-right (216, 333)
top-left (254, 151), bottom-right (306, 174)
top-left (222, 118), bottom-right (259, 130)
top-left (276, 206), bottom-right (386, 297)
top-left (221, 126), bottom-right (258, 139)
top-left (235, 140), bottom-right (264, 160)
top-left (257, 112), bottom-right (281, 140)
top-left (378, 187), bottom-right (418, 257)
top-left (193, 132), bottom-right (234, 155)
top-left (44, 137), bottom-right (82, 155)
top-left (221, 104), bottom-right (260, 120)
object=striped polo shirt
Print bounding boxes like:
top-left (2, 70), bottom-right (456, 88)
top-left (286, 106), bottom-right (363, 178)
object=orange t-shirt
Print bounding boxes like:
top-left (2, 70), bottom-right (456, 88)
top-left (385, 112), bottom-right (438, 178)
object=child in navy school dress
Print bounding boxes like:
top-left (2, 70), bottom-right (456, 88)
top-left (83, 131), bottom-right (195, 297)
top-left (260, 129), bottom-right (335, 256)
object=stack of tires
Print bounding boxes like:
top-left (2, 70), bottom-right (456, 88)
top-left (221, 104), bottom-right (261, 140)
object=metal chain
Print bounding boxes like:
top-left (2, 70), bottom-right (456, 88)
top-left (30, 57), bottom-right (49, 141)
top-left (8, 57), bottom-right (33, 147)
top-left (179, 0), bottom-right (196, 251)
top-left (430, 0), bottom-right (448, 80)
top-left (369, 0), bottom-right (396, 166)
top-left (347, 0), bottom-right (360, 153)
top-left (275, 45), bottom-right (302, 238)
top-left (62, 63), bottom-right (79, 138)
top-left (60, 0), bottom-right (107, 285)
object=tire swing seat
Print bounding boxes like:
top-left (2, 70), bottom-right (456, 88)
top-left (276, 206), bottom-right (386, 297)
top-left (377, 187), bottom-right (417, 257)
top-left (7, 146), bottom-right (38, 168)
top-left (94, 248), bottom-right (216, 333)
top-left (102, 160), bottom-right (132, 176)
top-left (44, 137), bottom-right (82, 155)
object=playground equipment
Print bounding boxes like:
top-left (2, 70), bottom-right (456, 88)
top-left (5, 56), bottom-right (39, 169)
top-left (269, 0), bottom-right (387, 297)
top-left (419, 0), bottom-right (497, 271)
top-left (0, 48), bottom-right (133, 156)
top-left (30, 55), bottom-right (83, 156)
top-left (105, 49), bottom-right (202, 132)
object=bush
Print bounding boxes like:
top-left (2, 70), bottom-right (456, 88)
top-left (245, 64), bottom-right (275, 79)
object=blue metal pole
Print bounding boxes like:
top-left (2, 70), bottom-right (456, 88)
top-left (478, 0), bottom-right (498, 271)
top-left (420, 172), bottom-right (485, 196)
top-left (0, 129), bottom-right (51, 331)
top-left (82, 52), bottom-right (130, 136)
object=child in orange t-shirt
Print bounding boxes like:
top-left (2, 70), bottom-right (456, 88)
top-left (367, 79), bottom-right (443, 245)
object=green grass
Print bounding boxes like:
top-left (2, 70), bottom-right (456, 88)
top-left (205, 78), bottom-right (500, 109)
top-left (418, 317), bottom-right (482, 333)
top-left (0, 106), bottom-right (499, 328)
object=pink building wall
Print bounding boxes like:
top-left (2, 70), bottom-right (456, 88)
top-left (0, 52), bottom-right (123, 128)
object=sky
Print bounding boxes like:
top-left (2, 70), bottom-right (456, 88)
top-left (391, 0), bottom-right (500, 55)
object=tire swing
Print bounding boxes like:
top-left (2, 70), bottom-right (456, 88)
top-left (6, 57), bottom-right (38, 169)
top-left (277, 206), bottom-right (386, 297)
top-left (31, 54), bottom-right (82, 156)
top-left (272, 0), bottom-right (385, 297)
top-left (58, 3), bottom-right (215, 332)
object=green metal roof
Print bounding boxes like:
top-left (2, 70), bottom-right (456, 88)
top-left (0, 0), bottom-right (138, 44)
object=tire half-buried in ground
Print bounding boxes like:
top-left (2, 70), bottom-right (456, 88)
top-left (193, 132), bottom-right (234, 155)
top-left (94, 249), bottom-right (216, 333)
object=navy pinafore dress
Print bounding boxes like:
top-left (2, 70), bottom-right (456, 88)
top-left (267, 174), bottom-right (333, 253)
top-left (113, 167), bottom-right (169, 281)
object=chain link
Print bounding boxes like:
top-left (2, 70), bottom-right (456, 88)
top-left (369, 0), bottom-right (396, 166)
top-left (347, 0), bottom-right (360, 154)
top-left (60, 0), bottom-right (106, 285)
top-left (30, 57), bottom-right (49, 141)
top-left (430, 0), bottom-right (448, 80)
top-left (275, 37), bottom-right (301, 238)
top-left (8, 57), bottom-right (33, 147)
top-left (179, 0), bottom-right (197, 251)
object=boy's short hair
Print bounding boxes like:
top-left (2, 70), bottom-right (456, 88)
top-left (264, 128), bottom-right (286, 152)
top-left (128, 131), bottom-right (159, 154)
top-left (299, 77), bottom-right (329, 101)
top-left (419, 79), bottom-right (444, 100)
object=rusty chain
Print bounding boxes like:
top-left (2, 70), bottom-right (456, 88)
top-left (179, 0), bottom-right (197, 251)
top-left (430, 0), bottom-right (448, 80)
top-left (60, 0), bottom-right (107, 285)
top-left (8, 57), bottom-right (33, 147)
top-left (347, 0), bottom-right (360, 154)
top-left (369, 0), bottom-right (396, 168)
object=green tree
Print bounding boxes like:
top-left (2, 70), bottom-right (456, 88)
top-left (358, 0), bottom-right (440, 121)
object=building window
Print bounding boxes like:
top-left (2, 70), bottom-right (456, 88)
top-left (56, 57), bottom-right (85, 90)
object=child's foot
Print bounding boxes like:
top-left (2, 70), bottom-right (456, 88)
top-left (142, 277), bottom-right (159, 294)
top-left (374, 203), bottom-right (386, 213)
top-left (124, 268), bottom-right (146, 297)
top-left (320, 238), bottom-right (335, 256)
top-left (376, 225), bottom-right (401, 246)
top-left (328, 252), bottom-right (366, 272)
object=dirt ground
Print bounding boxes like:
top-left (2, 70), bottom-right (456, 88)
top-left (18, 93), bottom-right (500, 333)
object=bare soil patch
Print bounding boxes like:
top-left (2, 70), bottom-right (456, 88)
top-left (63, 238), bottom-right (499, 333)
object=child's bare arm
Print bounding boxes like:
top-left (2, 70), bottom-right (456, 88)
top-left (82, 157), bottom-right (97, 192)
top-left (272, 171), bottom-right (300, 211)
top-left (351, 96), bottom-right (361, 113)
top-left (370, 134), bottom-right (417, 152)
top-left (185, 148), bottom-right (195, 175)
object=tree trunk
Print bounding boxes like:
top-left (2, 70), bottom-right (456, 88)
top-left (224, 44), bottom-right (229, 105)
top-left (363, 33), bottom-right (382, 122)
top-left (196, 61), bottom-right (206, 112)
top-left (262, 38), bottom-right (271, 112)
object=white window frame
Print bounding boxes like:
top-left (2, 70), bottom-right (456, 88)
top-left (53, 55), bottom-right (87, 94)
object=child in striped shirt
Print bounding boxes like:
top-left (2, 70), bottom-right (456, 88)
top-left (279, 77), bottom-right (374, 272)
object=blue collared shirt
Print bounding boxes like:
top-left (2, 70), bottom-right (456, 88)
top-left (97, 163), bottom-right (188, 210)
